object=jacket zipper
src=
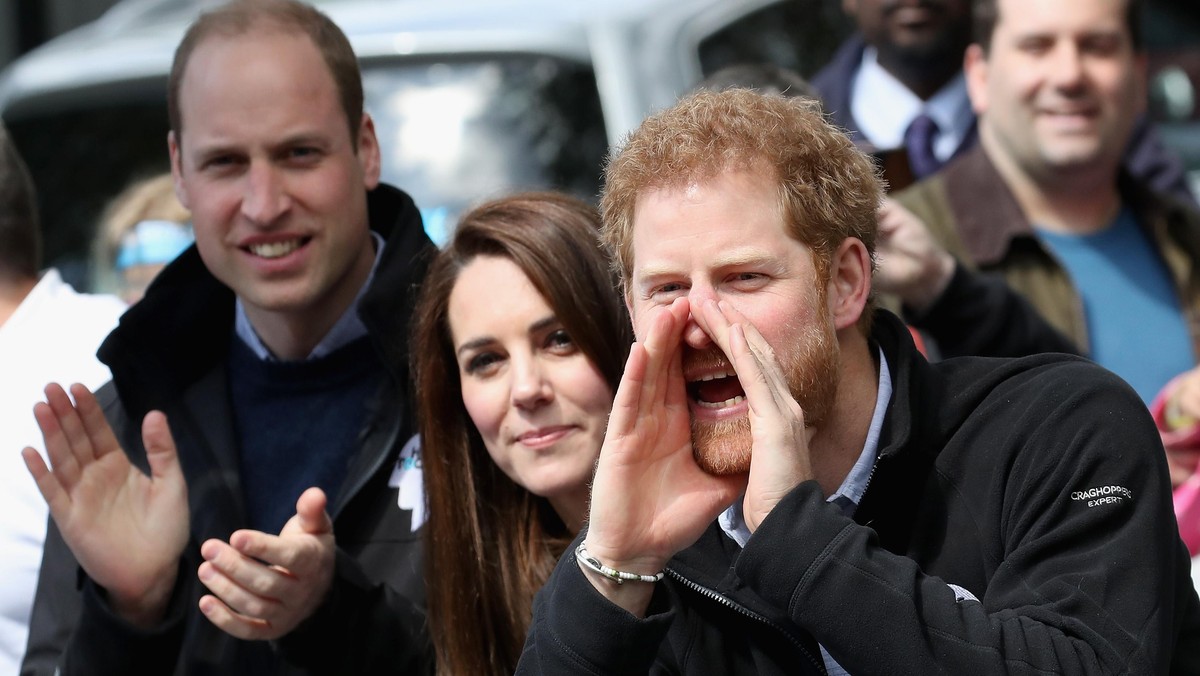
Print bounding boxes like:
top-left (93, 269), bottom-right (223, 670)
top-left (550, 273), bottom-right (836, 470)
top-left (664, 568), bottom-right (828, 675)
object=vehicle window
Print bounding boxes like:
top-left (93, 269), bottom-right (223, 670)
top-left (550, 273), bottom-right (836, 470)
top-left (697, 0), bottom-right (852, 80)
top-left (363, 55), bottom-right (606, 246)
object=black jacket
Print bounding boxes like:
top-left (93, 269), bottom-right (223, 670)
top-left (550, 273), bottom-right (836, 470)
top-left (518, 311), bottom-right (1200, 675)
top-left (22, 184), bottom-right (436, 675)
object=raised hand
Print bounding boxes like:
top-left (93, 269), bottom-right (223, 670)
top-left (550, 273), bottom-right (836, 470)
top-left (582, 298), bottom-right (744, 614)
top-left (1162, 366), bottom-right (1200, 487)
top-left (691, 299), bottom-right (814, 532)
top-left (21, 383), bottom-right (189, 627)
top-left (874, 197), bottom-right (956, 312)
top-left (198, 487), bottom-right (336, 640)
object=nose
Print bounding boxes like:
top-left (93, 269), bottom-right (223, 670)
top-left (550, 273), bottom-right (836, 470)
top-left (1049, 43), bottom-right (1086, 91)
top-left (683, 284), bottom-right (716, 349)
top-left (241, 163), bottom-right (290, 225)
top-left (511, 354), bottom-right (553, 410)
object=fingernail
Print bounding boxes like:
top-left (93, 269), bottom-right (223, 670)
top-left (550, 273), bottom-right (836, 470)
top-left (198, 565), bottom-right (212, 582)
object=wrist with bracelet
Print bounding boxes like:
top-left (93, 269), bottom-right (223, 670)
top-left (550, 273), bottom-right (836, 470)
top-left (575, 543), bottom-right (664, 585)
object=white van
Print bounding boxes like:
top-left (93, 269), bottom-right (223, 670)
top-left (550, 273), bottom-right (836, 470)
top-left (0, 0), bottom-right (852, 287)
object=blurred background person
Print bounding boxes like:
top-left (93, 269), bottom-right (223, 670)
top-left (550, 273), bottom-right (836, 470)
top-left (814, 0), bottom-right (1196, 202)
top-left (895, 0), bottom-right (1200, 586)
top-left (814, 0), bottom-right (976, 188)
top-left (91, 172), bottom-right (192, 305)
top-left (0, 122), bottom-right (124, 675)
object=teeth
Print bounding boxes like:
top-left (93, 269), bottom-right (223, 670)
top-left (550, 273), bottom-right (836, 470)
top-left (695, 371), bottom-right (736, 382)
top-left (696, 395), bottom-right (745, 409)
top-left (248, 240), bottom-right (301, 259)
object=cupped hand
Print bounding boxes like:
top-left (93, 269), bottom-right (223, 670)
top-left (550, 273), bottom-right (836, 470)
top-left (691, 299), bottom-right (813, 532)
top-left (582, 298), bottom-right (744, 612)
top-left (198, 487), bottom-right (336, 640)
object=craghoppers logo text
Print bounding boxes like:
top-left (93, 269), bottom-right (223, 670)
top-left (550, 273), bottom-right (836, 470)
top-left (1071, 485), bottom-right (1132, 508)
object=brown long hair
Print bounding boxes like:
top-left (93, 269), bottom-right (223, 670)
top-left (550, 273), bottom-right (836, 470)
top-left (411, 192), bottom-right (631, 675)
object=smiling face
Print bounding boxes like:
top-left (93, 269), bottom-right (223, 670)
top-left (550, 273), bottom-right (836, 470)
top-left (966, 0), bottom-right (1145, 183)
top-left (449, 255), bottom-right (613, 525)
top-left (628, 168), bottom-right (841, 475)
top-left (169, 28), bottom-right (381, 358)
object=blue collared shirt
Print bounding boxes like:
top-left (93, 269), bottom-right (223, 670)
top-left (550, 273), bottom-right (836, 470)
top-left (234, 231), bottom-right (384, 361)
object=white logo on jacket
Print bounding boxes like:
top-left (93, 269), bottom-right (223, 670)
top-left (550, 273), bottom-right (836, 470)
top-left (388, 434), bottom-right (425, 531)
top-left (1071, 485), bottom-right (1133, 508)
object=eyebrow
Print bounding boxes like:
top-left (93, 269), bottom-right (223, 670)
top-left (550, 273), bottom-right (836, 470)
top-left (191, 132), bottom-right (330, 160)
top-left (454, 314), bottom-right (560, 357)
top-left (635, 248), bottom-right (779, 284)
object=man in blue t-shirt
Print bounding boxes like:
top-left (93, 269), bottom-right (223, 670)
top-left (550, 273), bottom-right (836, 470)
top-left (896, 0), bottom-right (1200, 488)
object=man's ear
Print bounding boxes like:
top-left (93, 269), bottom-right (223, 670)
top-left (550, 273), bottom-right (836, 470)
top-left (827, 238), bottom-right (872, 331)
top-left (964, 44), bottom-right (990, 116)
top-left (167, 130), bottom-right (190, 210)
top-left (357, 112), bottom-right (382, 190)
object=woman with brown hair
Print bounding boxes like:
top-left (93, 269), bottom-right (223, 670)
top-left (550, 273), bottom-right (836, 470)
top-left (413, 190), bottom-right (631, 674)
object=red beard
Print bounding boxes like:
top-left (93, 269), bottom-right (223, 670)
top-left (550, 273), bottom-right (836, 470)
top-left (684, 313), bottom-right (840, 475)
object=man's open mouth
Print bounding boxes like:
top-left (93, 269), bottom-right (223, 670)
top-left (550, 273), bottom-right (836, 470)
top-left (687, 371), bottom-right (746, 409)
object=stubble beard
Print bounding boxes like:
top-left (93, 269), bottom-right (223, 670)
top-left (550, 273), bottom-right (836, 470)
top-left (688, 314), bottom-right (841, 476)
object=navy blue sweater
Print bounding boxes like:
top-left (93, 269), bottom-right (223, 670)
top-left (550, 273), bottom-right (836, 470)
top-left (228, 334), bottom-right (383, 534)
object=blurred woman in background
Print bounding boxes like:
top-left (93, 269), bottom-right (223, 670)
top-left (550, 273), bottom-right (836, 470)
top-left (92, 172), bottom-right (193, 304)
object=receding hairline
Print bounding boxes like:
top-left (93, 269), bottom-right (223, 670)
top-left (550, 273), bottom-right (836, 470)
top-left (174, 22), bottom-right (319, 120)
top-left (169, 7), bottom-right (363, 145)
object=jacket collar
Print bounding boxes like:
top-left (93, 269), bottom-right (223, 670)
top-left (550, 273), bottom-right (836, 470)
top-left (937, 145), bottom-right (1033, 266)
top-left (98, 183), bottom-right (433, 422)
top-left (938, 144), bottom-right (1191, 268)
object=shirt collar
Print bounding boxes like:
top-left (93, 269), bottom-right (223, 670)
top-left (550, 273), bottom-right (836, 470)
top-left (850, 46), bottom-right (973, 160)
top-left (718, 347), bottom-right (892, 547)
top-left (234, 231), bottom-right (384, 361)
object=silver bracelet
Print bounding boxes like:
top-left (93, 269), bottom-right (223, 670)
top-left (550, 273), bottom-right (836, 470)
top-left (575, 543), bottom-right (664, 585)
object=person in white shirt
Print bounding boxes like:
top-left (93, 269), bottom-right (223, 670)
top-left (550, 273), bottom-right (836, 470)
top-left (0, 122), bottom-right (124, 675)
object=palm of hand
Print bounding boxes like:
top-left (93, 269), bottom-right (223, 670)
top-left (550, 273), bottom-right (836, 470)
top-left (24, 385), bottom-right (190, 621)
top-left (63, 446), bottom-right (189, 600)
top-left (586, 300), bottom-right (745, 570)
top-left (588, 387), bottom-right (708, 565)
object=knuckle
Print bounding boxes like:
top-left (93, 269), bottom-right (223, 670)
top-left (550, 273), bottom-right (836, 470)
top-left (238, 596), bottom-right (272, 619)
top-left (247, 572), bottom-right (280, 598)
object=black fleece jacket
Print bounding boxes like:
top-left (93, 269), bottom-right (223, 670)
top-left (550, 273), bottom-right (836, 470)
top-left (519, 311), bottom-right (1200, 675)
top-left (22, 184), bottom-right (436, 675)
